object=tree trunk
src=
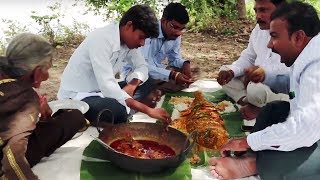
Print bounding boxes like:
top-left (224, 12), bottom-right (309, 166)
top-left (237, 0), bottom-right (246, 20)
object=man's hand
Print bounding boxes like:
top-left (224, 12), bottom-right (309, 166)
top-left (244, 66), bottom-right (265, 83)
top-left (123, 79), bottom-right (142, 97)
top-left (217, 70), bottom-right (234, 85)
top-left (125, 98), bottom-right (171, 124)
top-left (173, 71), bottom-right (195, 86)
top-left (182, 61), bottom-right (192, 78)
top-left (219, 138), bottom-right (250, 157)
top-left (147, 108), bottom-right (171, 124)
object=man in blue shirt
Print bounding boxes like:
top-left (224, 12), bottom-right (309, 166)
top-left (123, 3), bottom-right (194, 107)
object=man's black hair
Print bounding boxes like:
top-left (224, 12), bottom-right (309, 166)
top-left (255, 0), bottom-right (286, 6)
top-left (271, 0), bottom-right (286, 6)
top-left (271, 1), bottom-right (320, 37)
top-left (120, 5), bottom-right (159, 38)
top-left (162, 3), bottom-right (189, 24)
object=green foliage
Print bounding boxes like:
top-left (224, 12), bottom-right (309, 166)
top-left (83, 0), bottom-right (239, 32)
top-left (302, 0), bottom-right (320, 13)
top-left (83, 0), bottom-right (160, 20)
top-left (246, 0), bottom-right (320, 21)
top-left (0, 19), bottom-right (29, 55)
top-left (245, 0), bottom-right (255, 21)
top-left (1, 19), bottom-right (29, 38)
top-left (30, 3), bottom-right (64, 45)
top-left (30, 2), bottom-right (89, 47)
top-left (59, 19), bottom-right (90, 46)
top-left (180, 0), bottom-right (238, 32)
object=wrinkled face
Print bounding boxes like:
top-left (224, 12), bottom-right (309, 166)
top-left (267, 18), bottom-right (299, 67)
top-left (254, 0), bottom-right (277, 30)
top-left (161, 19), bottom-right (186, 40)
top-left (122, 21), bottom-right (147, 49)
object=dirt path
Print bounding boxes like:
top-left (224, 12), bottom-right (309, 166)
top-left (38, 32), bottom-right (249, 101)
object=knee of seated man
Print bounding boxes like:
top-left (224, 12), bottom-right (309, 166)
top-left (246, 82), bottom-right (270, 107)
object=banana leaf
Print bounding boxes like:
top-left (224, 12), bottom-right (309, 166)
top-left (162, 90), bottom-right (246, 167)
top-left (80, 140), bottom-right (192, 180)
top-left (162, 89), bottom-right (244, 138)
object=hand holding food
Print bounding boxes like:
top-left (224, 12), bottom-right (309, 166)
top-left (217, 70), bottom-right (234, 85)
top-left (244, 66), bottom-right (265, 83)
top-left (172, 71), bottom-right (195, 86)
top-left (182, 61), bottom-right (192, 78)
top-left (148, 108), bottom-right (172, 124)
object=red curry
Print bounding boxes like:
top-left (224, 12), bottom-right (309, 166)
top-left (110, 138), bottom-right (176, 159)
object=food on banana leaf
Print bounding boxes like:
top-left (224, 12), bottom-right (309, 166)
top-left (171, 91), bottom-right (229, 150)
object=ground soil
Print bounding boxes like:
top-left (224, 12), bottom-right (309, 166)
top-left (39, 26), bottom-right (252, 101)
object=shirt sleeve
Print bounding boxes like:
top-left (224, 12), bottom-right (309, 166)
top-left (125, 49), bottom-right (149, 84)
top-left (88, 39), bottom-right (131, 113)
top-left (263, 69), bottom-right (290, 94)
top-left (228, 27), bottom-right (258, 77)
top-left (167, 37), bottom-right (185, 68)
top-left (247, 62), bottom-right (320, 151)
top-left (148, 64), bottom-right (171, 81)
top-left (139, 39), bottom-right (172, 81)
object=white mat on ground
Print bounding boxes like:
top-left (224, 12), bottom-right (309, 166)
top-left (32, 79), bottom-right (259, 180)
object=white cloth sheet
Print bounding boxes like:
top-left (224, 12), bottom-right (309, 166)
top-left (32, 80), bottom-right (259, 180)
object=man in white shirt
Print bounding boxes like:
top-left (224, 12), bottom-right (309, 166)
top-left (123, 3), bottom-right (194, 107)
top-left (209, 2), bottom-right (320, 179)
top-left (217, 0), bottom-right (289, 120)
top-left (58, 5), bottom-right (171, 124)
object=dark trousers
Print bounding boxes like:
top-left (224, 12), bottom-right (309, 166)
top-left (127, 66), bottom-right (187, 98)
top-left (83, 80), bottom-right (163, 125)
top-left (118, 80), bottom-right (155, 101)
top-left (26, 109), bottom-right (86, 167)
top-left (253, 101), bottom-right (320, 180)
top-left (82, 96), bottom-right (128, 124)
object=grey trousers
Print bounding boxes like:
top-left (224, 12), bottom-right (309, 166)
top-left (253, 101), bottom-right (320, 180)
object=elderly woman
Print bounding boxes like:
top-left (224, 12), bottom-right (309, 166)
top-left (0, 33), bottom-right (87, 179)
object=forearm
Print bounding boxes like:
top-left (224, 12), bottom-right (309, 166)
top-left (123, 79), bottom-right (142, 97)
top-left (125, 98), bottom-right (151, 115)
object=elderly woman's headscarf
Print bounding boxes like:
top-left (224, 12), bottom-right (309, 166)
top-left (0, 33), bottom-right (54, 78)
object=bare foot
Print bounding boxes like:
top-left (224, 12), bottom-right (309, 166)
top-left (240, 104), bottom-right (261, 120)
top-left (208, 155), bottom-right (257, 179)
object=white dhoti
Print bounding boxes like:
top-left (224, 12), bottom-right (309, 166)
top-left (222, 77), bottom-right (289, 107)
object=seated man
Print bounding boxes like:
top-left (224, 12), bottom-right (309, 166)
top-left (217, 0), bottom-right (289, 120)
top-left (58, 5), bottom-right (171, 124)
top-left (209, 2), bottom-right (320, 179)
top-left (0, 33), bottom-right (87, 179)
top-left (123, 3), bottom-right (194, 107)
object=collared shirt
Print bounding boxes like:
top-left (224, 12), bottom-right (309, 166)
top-left (247, 33), bottom-right (320, 151)
top-left (225, 24), bottom-right (289, 92)
top-left (124, 21), bottom-right (185, 81)
top-left (57, 22), bottom-right (148, 113)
